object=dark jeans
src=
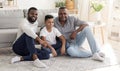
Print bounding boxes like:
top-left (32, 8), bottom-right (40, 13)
top-left (42, 37), bottom-right (69, 55)
top-left (12, 33), bottom-right (50, 61)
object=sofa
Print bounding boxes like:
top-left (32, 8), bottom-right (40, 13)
top-left (0, 9), bottom-right (57, 47)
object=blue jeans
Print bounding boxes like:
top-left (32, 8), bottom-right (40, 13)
top-left (42, 37), bottom-right (69, 55)
top-left (67, 26), bottom-right (100, 57)
top-left (12, 33), bottom-right (50, 61)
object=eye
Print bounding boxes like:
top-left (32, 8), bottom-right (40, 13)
top-left (64, 13), bottom-right (67, 15)
top-left (35, 13), bottom-right (38, 16)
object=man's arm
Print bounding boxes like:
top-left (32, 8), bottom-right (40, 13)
top-left (75, 24), bottom-right (88, 33)
top-left (70, 23), bottom-right (88, 40)
top-left (35, 36), bottom-right (47, 47)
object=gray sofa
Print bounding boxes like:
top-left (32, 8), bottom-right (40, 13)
top-left (0, 9), bottom-right (57, 47)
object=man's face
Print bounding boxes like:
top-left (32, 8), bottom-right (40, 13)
top-left (58, 9), bottom-right (68, 22)
top-left (27, 10), bottom-right (38, 23)
top-left (45, 18), bottom-right (54, 29)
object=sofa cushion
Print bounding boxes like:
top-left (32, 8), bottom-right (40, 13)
top-left (0, 29), bottom-right (18, 43)
top-left (0, 9), bottom-right (24, 29)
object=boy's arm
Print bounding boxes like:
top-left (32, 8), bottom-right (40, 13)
top-left (47, 44), bottom-right (57, 57)
top-left (41, 36), bottom-right (57, 57)
top-left (58, 35), bottom-right (66, 55)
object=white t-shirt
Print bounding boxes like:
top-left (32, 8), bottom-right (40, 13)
top-left (16, 18), bottom-right (38, 41)
top-left (40, 27), bottom-right (62, 45)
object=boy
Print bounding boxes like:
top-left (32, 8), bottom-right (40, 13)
top-left (40, 15), bottom-right (68, 56)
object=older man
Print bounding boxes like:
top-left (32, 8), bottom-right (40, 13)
top-left (54, 7), bottom-right (105, 62)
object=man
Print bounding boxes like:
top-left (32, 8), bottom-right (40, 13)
top-left (11, 7), bottom-right (49, 68)
top-left (54, 7), bottom-right (105, 62)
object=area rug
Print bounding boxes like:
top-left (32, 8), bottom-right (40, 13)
top-left (0, 44), bottom-right (119, 71)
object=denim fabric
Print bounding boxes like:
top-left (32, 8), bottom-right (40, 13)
top-left (67, 26), bottom-right (100, 57)
top-left (12, 33), bottom-right (50, 61)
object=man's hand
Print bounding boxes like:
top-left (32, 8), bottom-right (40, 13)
top-left (60, 46), bottom-right (66, 55)
top-left (70, 24), bottom-right (88, 40)
top-left (70, 31), bottom-right (77, 40)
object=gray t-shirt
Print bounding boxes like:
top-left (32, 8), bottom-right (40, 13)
top-left (54, 16), bottom-right (86, 43)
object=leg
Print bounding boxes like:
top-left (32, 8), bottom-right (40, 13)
top-left (37, 48), bottom-right (50, 60)
top-left (12, 33), bottom-right (30, 56)
top-left (67, 44), bottom-right (92, 57)
top-left (52, 38), bottom-right (69, 55)
top-left (43, 37), bottom-right (69, 56)
top-left (13, 33), bottom-right (38, 60)
top-left (20, 33), bottom-right (43, 61)
top-left (73, 26), bottom-right (104, 61)
top-left (23, 48), bottom-right (50, 61)
top-left (80, 26), bottom-right (100, 54)
top-left (12, 33), bottom-right (48, 67)
top-left (67, 26), bottom-right (100, 57)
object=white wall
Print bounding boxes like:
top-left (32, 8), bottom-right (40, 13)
top-left (17, 0), bottom-right (55, 9)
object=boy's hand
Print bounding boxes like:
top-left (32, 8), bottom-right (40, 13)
top-left (41, 41), bottom-right (48, 47)
top-left (51, 47), bottom-right (57, 57)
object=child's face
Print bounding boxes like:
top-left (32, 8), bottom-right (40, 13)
top-left (45, 18), bottom-right (54, 28)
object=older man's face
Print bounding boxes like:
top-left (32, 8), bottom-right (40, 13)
top-left (58, 9), bottom-right (68, 22)
top-left (28, 10), bottom-right (38, 23)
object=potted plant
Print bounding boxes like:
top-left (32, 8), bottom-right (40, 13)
top-left (91, 1), bottom-right (104, 24)
top-left (91, 2), bottom-right (103, 12)
top-left (65, 0), bottom-right (74, 10)
top-left (55, 0), bottom-right (65, 8)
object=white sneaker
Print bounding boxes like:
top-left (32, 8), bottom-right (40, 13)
top-left (99, 52), bottom-right (105, 58)
top-left (92, 53), bottom-right (104, 62)
top-left (33, 59), bottom-right (48, 68)
top-left (11, 56), bottom-right (21, 64)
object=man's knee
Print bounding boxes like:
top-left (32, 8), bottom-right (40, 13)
top-left (83, 26), bottom-right (90, 31)
top-left (67, 47), bottom-right (78, 57)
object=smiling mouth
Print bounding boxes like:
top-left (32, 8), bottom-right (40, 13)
top-left (32, 17), bottom-right (36, 20)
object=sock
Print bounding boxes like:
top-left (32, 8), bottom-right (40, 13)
top-left (49, 53), bottom-right (53, 58)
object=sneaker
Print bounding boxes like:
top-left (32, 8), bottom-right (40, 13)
top-left (99, 52), bottom-right (105, 58)
top-left (33, 59), bottom-right (48, 68)
top-left (92, 53), bottom-right (104, 62)
top-left (11, 56), bottom-right (21, 64)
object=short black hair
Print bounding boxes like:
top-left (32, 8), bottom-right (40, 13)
top-left (28, 7), bottom-right (38, 14)
top-left (45, 15), bottom-right (54, 21)
top-left (59, 6), bottom-right (66, 10)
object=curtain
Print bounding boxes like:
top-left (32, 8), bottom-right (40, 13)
top-left (77, 0), bottom-right (90, 21)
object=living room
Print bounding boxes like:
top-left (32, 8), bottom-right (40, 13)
top-left (0, 0), bottom-right (120, 71)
